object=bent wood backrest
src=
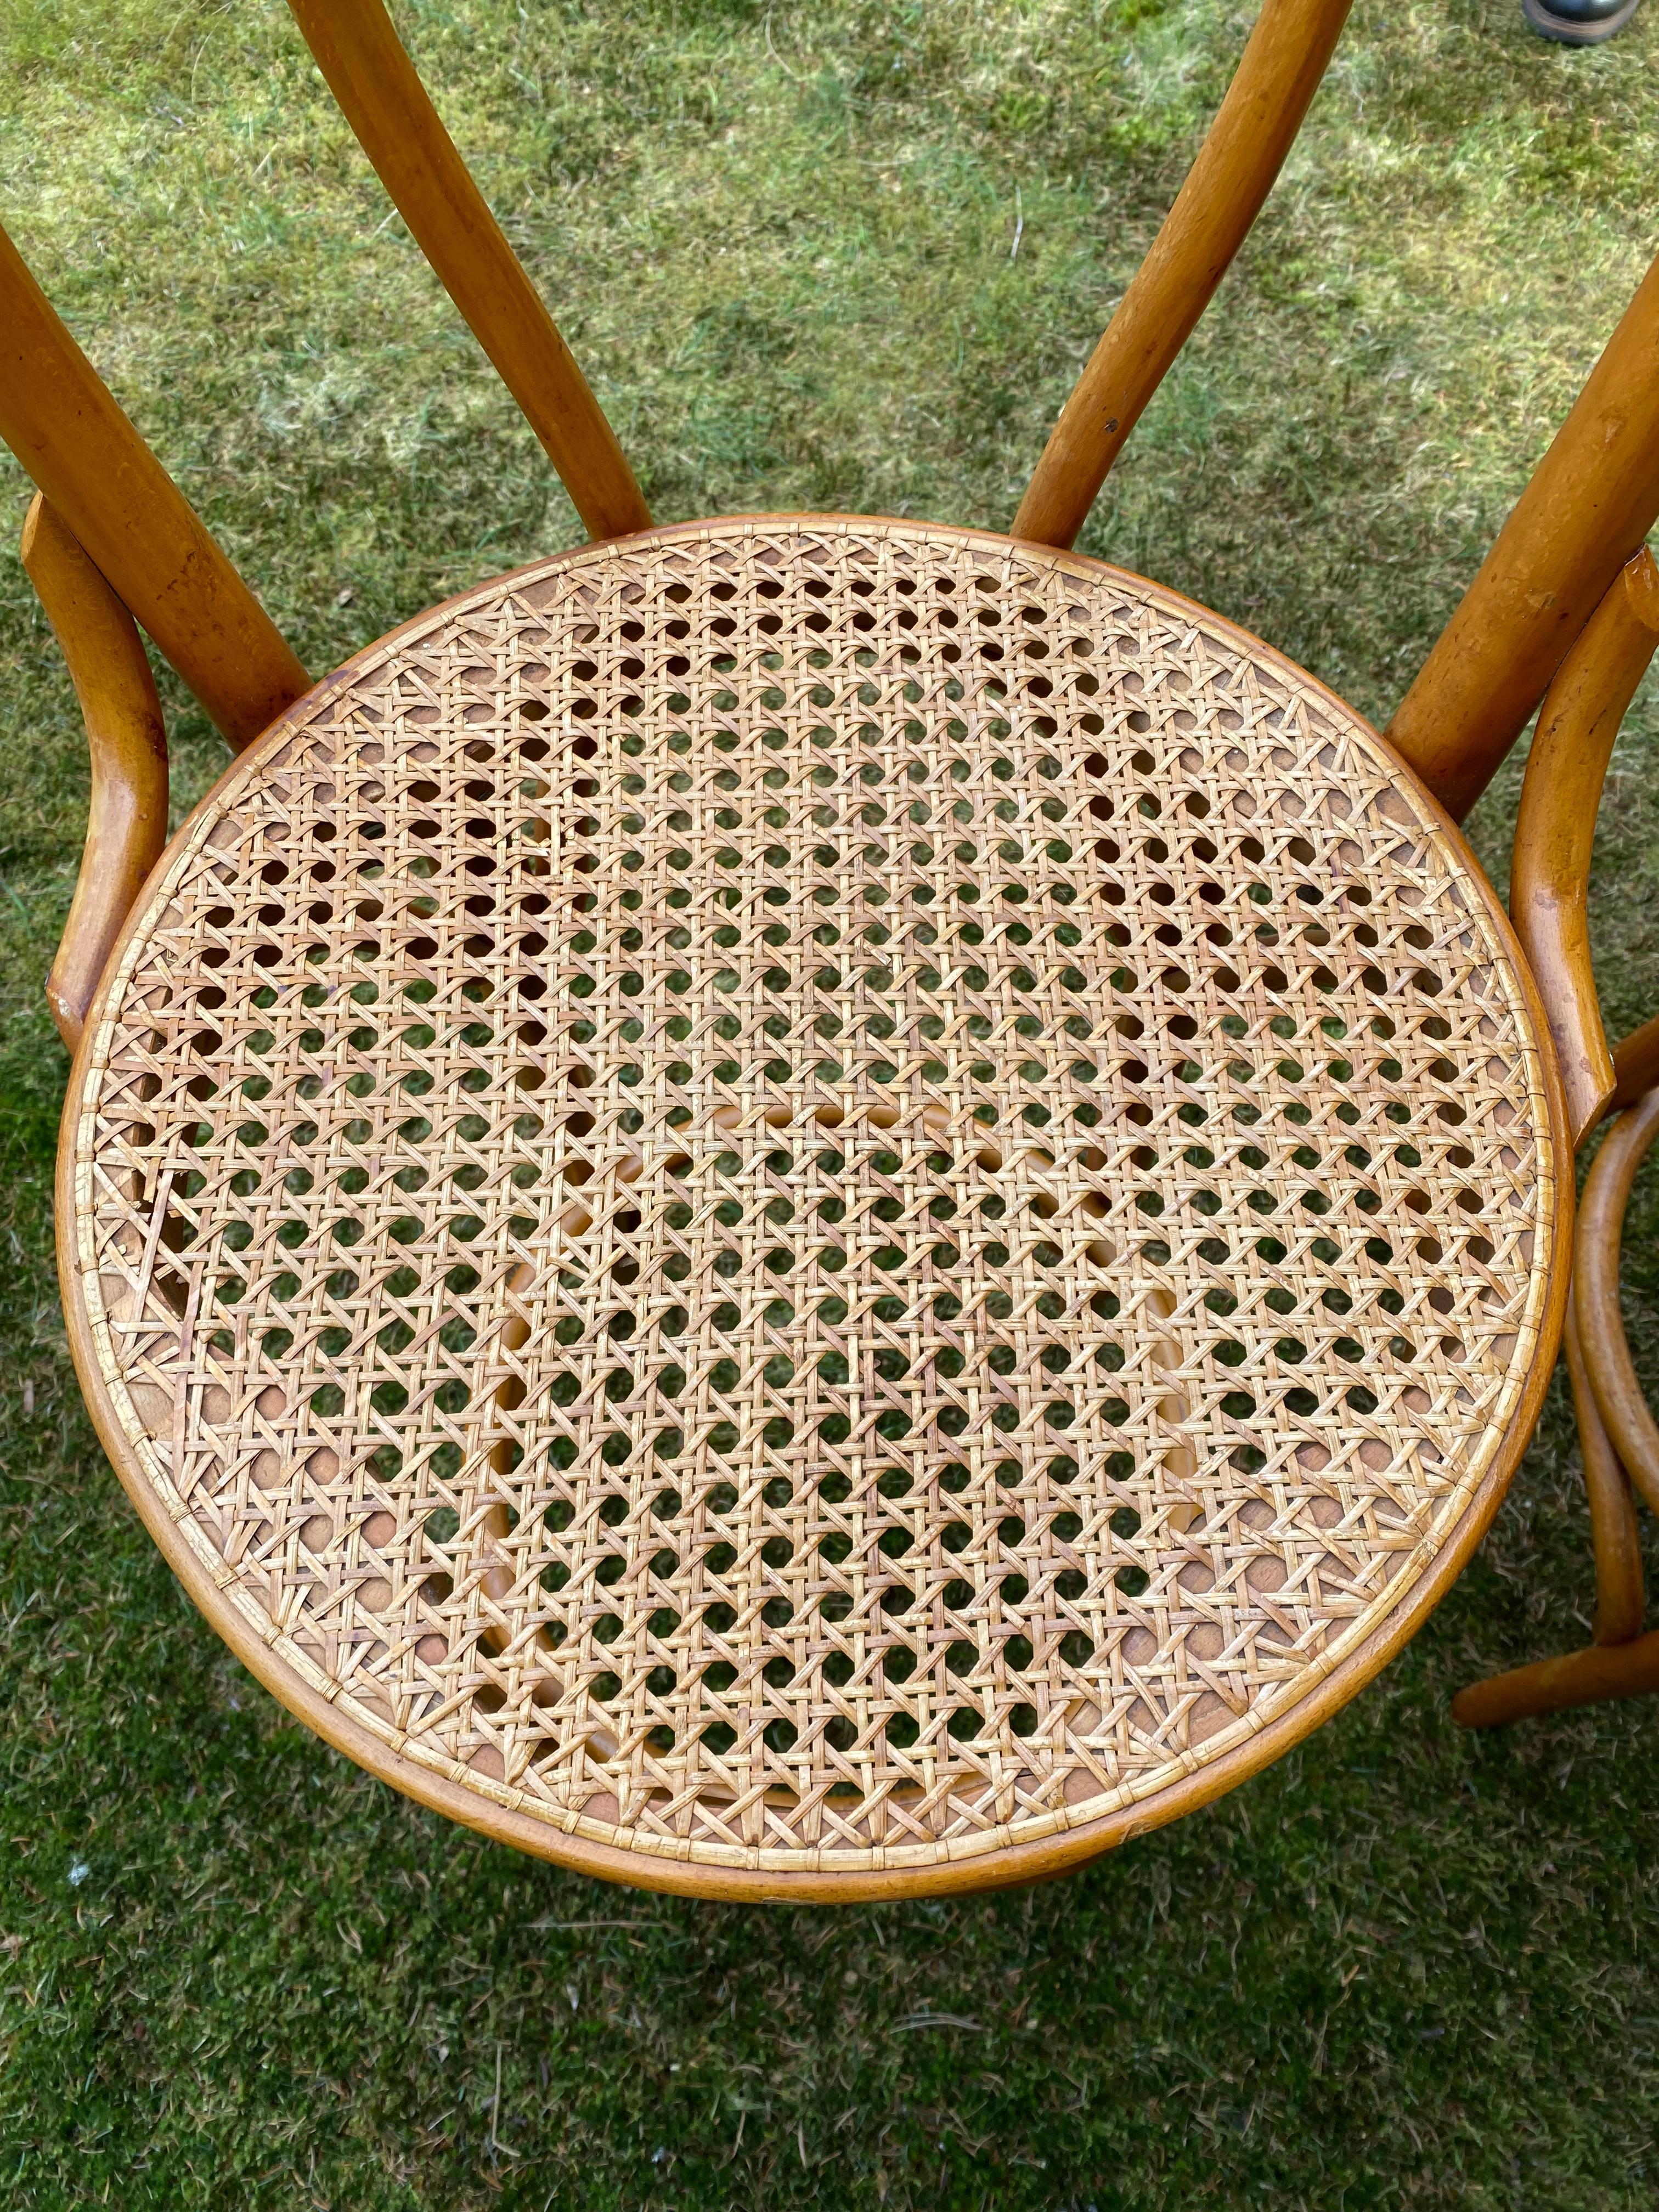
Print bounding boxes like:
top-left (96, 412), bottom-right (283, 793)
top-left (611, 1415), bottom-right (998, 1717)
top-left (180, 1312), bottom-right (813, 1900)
top-left (283, 0), bottom-right (649, 544)
top-left (1012, 0), bottom-right (1354, 549)
top-left (298, 0), bottom-right (1357, 576)
top-left (299, 0), bottom-right (1659, 832)
top-left (0, 225), bottom-right (308, 750)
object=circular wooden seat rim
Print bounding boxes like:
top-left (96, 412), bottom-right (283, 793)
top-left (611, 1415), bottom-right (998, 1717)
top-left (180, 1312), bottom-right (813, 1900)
top-left (58, 515), bottom-right (1571, 1902)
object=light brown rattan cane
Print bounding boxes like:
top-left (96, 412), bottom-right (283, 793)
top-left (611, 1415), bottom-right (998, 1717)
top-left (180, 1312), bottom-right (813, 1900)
top-left (63, 516), bottom-right (1566, 1898)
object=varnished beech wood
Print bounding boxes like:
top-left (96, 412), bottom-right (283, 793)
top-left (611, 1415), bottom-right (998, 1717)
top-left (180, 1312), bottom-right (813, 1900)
top-left (1610, 1011), bottom-right (1659, 1109)
top-left (1387, 251), bottom-right (1659, 823)
top-left (1565, 1299), bottom-right (1645, 1648)
top-left (21, 496), bottom-right (170, 1052)
top-left (1509, 548), bottom-right (1659, 1147)
top-left (1012, 0), bottom-right (1353, 551)
top-left (1575, 1087), bottom-right (1659, 1522)
top-left (1455, 1093), bottom-right (1658, 1730)
top-left (0, 223), bottom-right (309, 751)
top-left (1451, 1627), bottom-right (1659, 1730)
top-left (285, 0), bottom-right (650, 545)
top-left (30, 0), bottom-right (1647, 1881)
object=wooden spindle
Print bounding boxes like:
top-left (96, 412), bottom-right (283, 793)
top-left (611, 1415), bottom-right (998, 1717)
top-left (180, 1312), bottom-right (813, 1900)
top-left (285, 0), bottom-right (651, 545)
top-left (0, 224), bottom-right (309, 750)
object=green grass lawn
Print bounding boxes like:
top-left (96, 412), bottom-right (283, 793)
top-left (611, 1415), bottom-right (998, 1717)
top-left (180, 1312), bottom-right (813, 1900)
top-left (5, 1), bottom-right (1659, 2204)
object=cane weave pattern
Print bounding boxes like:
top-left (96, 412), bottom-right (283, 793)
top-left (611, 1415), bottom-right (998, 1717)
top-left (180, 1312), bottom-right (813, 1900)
top-left (66, 518), bottom-right (1556, 1881)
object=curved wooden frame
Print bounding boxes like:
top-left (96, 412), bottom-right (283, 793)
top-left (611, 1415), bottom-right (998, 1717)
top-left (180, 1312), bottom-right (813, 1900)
top-left (1453, 1091), bottom-right (1659, 1730)
top-left (21, 496), bottom-right (171, 1052)
top-left (1575, 1088), bottom-right (1659, 1520)
top-left (1453, 548), bottom-right (1659, 1730)
top-left (1387, 252), bottom-right (1659, 823)
top-left (284, 0), bottom-right (650, 544)
top-left (57, 521), bottom-right (1573, 1900)
top-left (1508, 547), bottom-right (1659, 1148)
top-left (1566, 1297), bottom-right (1646, 1649)
top-left (1450, 1291), bottom-right (1651, 1729)
top-left (0, 222), bottom-right (309, 750)
top-left (1013, 0), bottom-right (1353, 551)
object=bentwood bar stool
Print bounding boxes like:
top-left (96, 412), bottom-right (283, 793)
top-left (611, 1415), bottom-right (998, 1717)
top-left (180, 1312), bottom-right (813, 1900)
top-left (8, 0), bottom-right (1659, 1899)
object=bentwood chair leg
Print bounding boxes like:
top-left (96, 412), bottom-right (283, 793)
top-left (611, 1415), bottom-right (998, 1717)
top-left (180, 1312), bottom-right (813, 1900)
top-left (1454, 1099), bottom-right (1659, 1728)
top-left (1452, 1627), bottom-right (1659, 1728)
top-left (1453, 1301), bottom-right (1653, 1726)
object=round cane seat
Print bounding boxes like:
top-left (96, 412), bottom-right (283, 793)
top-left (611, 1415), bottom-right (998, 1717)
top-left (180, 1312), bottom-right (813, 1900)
top-left (62, 516), bottom-right (1566, 1899)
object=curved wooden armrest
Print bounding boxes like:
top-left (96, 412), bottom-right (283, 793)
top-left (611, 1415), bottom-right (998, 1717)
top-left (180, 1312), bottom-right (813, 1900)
top-left (22, 494), bottom-right (170, 1053)
top-left (1509, 545), bottom-right (1659, 1149)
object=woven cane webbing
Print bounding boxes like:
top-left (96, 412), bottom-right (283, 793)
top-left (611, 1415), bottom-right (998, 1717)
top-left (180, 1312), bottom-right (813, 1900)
top-left (65, 517), bottom-right (1558, 1886)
